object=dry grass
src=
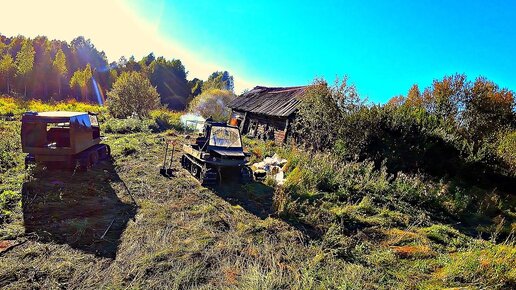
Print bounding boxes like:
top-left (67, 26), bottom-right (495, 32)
top-left (0, 131), bottom-right (363, 289)
top-left (0, 122), bottom-right (515, 289)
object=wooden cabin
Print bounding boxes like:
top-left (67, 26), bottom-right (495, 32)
top-left (228, 86), bottom-right (307, 144)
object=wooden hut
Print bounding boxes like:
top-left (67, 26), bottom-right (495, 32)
top-left (228, 86), bottom-right (307, 144)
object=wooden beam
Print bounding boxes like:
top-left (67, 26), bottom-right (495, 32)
top-left (239, 111), bottom-right (248, 133)
top-left (283, 118), bottom-right (290, 143)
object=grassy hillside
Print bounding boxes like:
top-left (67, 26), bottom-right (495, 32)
top-left (0, 99), bottom-right (515, 289)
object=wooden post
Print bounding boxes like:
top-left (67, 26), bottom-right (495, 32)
top-left (239, 111), bottom-right (248, 133)
top-left (283, 118), bottom-right (290, 143)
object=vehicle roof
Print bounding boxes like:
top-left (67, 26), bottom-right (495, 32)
top-left (29, 111), bottom-right (88, 117)
top-left (21, 111), bottom-right (93, 123)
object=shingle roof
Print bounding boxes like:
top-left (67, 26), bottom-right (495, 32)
top-left (228, 86), bottom-right (307, 117)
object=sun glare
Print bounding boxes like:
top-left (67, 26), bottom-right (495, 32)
top-left (0, 0), bottom-right (253, 92)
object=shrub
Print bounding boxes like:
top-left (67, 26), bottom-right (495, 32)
top-left (107, 71), bottom-right (160, 118)
top-left (498, 131), bottom-right (516, 174)
top-left (188, 88), bottom-right (236, 121)
top-left (149, 109), bottom-right (183, 132)
top-left (293, 78), bottom-right (360, 151)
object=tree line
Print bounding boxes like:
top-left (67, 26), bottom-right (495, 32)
top-left (0, 34), bottom-right (234, 110)
top-left (293, 75), bottom-right (516, 187)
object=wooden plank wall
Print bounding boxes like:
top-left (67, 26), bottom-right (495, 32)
top-left (243, 113), bottom-right (289, 144)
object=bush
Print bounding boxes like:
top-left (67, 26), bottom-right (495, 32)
top-left (188, 88), bottom-right (235, 121)
top-left (149, 109), bottom-right (183, 132)
top-left (107, 71), bottom-right (160, 118)
top-left (293, 78), bottom-right (360, 151)
top-left (498, 131), bottom-right (516, 174)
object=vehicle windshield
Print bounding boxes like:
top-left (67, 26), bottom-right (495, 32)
top-left (209, 126), bottom-right (242, 148)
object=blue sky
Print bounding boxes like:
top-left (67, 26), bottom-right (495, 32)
top-left (1, 0), bottom-right (515, 103)
top-left (127, 0), bottom-right (516, 103)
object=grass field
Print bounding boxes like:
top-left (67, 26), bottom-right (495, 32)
top-left (0, 113), bottom-right (515, 289)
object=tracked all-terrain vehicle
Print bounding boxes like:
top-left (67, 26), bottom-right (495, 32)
top-left (181, 120), bottom-right (253, 185)
top-left (21, 111), bottom-right (110, 170)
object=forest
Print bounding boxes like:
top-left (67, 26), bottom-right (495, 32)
top-left (0, 34), bottom-right (233, 110)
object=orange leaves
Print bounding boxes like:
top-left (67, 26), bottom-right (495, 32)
top-left (387, 95), bottom-right (405, 107)
top-left (391, 245), bottom-right (434, 259)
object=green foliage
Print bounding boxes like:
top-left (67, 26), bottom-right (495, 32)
top-left (107, 71), bottom-right (160, 118)
top-left (69, 64), bottom-right (93, 100)
top-left (202, 71), bottom-right (234, 92)
top-left (52, 48), bottom-right (67, 96)
top-left (188, 78), bottom-right (203, 97)
top-left (0, 34), bottom-right (203, 109)
top-left (188, 88), bottom-right (236, 121)
top-left (436, 243), bottom-right (516, 288)
top-left (52, 48), bottom-right (67, 76)
top-left (0, 121), bottom-right (22, 225)
top-left (102, 110), bottom-right (183, 134)
top-left (0, 121), bottom-right (21, 173)
top-left (147, 56), bottom-right (190, 110)
top-left (498, 131), bottom-right (516, 174)
top-left (293, 78), bottom-right (360, 151)
top-left (419, 224), bottom-right (470, 250)
top-left (15, 39), bottom-right (35, 96)
top-left (15, 39), bottom-right (35, 79)
top-left (0, 96), bottom-right (23, 115)
top-left (149, 109), bottom-right (183, 132)
top-left (0, 190), bottom-right (20, 223)
top-left (0, 54), bottom-right (15, 93)
top-left (102, 117), bottom-right (153, 134)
